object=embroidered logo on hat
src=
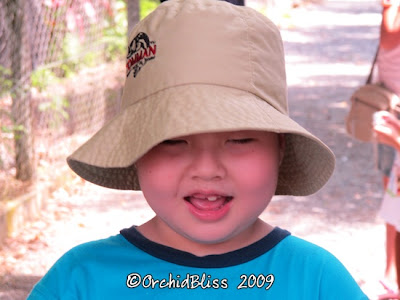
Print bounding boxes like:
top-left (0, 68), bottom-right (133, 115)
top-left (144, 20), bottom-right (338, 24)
top-left (126, 32), bottom-right (157, 78)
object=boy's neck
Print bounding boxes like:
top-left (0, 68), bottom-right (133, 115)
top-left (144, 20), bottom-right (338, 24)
top-left (137, 218), bottom-right (274, 256)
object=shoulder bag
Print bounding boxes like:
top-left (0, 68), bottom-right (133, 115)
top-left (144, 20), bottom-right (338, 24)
top-left (345, 49), bottom-right (400, 142)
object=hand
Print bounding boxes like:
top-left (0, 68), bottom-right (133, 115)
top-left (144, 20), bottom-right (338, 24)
top-left (382, 0), bottom-right (400, 7)
top-left (380, 112), bottom-right (400, 132)
top-left (373, 113), bottom-right (400, 151)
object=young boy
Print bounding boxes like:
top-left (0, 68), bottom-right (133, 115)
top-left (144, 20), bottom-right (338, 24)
top-left (28, 0), bottom-right (367, 298)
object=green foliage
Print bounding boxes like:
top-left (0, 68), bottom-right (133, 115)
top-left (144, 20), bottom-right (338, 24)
top-left (1, 121), bottom-right (24, 135)
top-left (31, 68), bottom-right (59, 91)
top-left (140, 0), bottom-right (159, 19)
top-left (0, 66), bottom-right (15, 168)
top-left (0, 108), bottom-right (25, 170)
top-left (61, 32), bottom-right (82, 76)
top-left (38, 94), bottom-right (70, 129)
top-left (102, 0), bottom-right (128, 61)
top-left (0, 66), bottom-right (12, 98)
top-left (101, 0), bottom-right (160, 61)
top-left (62, 34), bottom-right (102, 74)
top-left (31, 67), bottom-right (69, 129)
top-left (1, 122), bottom-right (25, 141)
top-left (0, 110), bottom-right (19, 137)
top-left (83, 52), bottom-right (101, 67)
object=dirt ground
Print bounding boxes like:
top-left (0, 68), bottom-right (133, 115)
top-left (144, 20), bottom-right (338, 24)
top-left (0, 0), bottom-right (392, 299)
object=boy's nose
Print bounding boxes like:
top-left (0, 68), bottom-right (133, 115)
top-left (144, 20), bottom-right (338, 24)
top-left (188, 149), bottom-right (227, 181)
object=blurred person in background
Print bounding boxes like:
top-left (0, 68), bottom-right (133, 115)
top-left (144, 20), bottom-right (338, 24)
top-left (373, 0), bottom-right (400, 299)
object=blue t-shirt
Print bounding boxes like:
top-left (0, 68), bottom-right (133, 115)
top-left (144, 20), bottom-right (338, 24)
top-left (28, 227), bottom-right (367, 299)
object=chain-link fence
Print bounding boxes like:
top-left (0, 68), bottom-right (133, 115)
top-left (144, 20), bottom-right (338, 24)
top-left (0, 0), bottom-right (131, 206)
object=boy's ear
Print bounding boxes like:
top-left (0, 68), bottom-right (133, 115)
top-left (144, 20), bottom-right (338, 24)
top-left (278, 134), bottom-right (286, 166)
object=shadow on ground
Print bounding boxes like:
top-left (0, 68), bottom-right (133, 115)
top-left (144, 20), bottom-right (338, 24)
top-left (0, 275), bottom-right (40, 300)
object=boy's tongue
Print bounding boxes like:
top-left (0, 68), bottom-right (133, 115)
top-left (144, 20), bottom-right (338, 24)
top-left (188, 194), bottom-right (227, 211)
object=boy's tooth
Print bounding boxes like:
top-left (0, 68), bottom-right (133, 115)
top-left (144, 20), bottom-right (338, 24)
top-left (191, 194), bottom-right (221, 201)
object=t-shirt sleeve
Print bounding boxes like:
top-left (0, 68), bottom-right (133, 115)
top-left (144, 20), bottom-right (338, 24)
top-left (279, 236), bottom-right (368, 299)
top-left (318, 249), bottom-right (368, 300)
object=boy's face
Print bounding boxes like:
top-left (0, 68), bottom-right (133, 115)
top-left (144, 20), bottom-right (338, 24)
top-left (136, 130), bottom-right (284, 252)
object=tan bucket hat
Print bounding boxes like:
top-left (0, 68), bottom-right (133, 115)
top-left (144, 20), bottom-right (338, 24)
top-left (67, 0), bottom-right (335, 196)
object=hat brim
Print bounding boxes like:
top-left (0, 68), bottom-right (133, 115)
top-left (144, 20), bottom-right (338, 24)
top-left (67, 84), bottom-right (335, 196)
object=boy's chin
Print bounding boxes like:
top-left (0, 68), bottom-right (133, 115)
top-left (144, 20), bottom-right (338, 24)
top-left (176, 219), bottom-right (271, 255)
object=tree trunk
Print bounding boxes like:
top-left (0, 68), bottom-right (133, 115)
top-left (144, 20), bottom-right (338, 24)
top-left (127, 0), bottom-right (140, 35)
top-left (7, 0), bottom-right (35, 181)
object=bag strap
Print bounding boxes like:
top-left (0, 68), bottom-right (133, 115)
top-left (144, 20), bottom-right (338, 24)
top-left (366, 47), bottom-right (379, 84)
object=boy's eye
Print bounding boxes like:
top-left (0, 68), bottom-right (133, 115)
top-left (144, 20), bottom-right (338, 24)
top-left (228, 138), bottom-right (254, 144)
top-left (161, 139), bottom-right (187, 145)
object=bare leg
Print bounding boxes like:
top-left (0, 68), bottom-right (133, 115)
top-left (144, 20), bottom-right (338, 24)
top-left (382, 175), bottom-right (398, 289)
top-left (395, 231), bottom-right (400, 291)
top-left (385, 223), bottom-right (398, 288)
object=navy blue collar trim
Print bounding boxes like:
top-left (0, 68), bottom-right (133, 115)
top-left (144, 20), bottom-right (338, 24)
top-left (120, 226), bottom-right (291, 268)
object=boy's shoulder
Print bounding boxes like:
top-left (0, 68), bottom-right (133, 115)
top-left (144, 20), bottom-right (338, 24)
top-left (60, 233), bottom-right (136, 263)
top-left (277, 233), bottom-right (336, 257)
top-left (273, 233), bottom-right (344, 268)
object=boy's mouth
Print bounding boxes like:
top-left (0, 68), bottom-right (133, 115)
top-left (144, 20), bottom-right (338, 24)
top-left (183, 193), bottom-right (233, 211)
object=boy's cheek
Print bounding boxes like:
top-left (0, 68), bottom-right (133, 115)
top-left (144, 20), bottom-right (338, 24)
top-left (235, 163), bottom-right (278, 185)
top-left (137, 166), bottom-right (179, 192)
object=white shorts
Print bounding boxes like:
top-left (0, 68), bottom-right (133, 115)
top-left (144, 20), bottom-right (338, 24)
top-left (379, 193), bottom-right (400, 231)
top-left (379, 153), bottom-right (400, 231)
